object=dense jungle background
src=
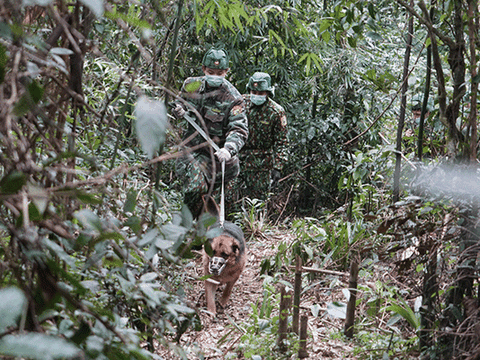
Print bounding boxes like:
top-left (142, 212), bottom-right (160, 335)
top-left (2, 0), bottom-right (480, 359)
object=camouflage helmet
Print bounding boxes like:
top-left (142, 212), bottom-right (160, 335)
top-left (202, 48), bottom-right (229, 69)
top-left (246, 72), bottom-right (274, 96)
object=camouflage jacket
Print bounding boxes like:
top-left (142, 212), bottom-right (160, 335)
top-left (241, 94), bottom-right (288, 171)
top-left (179, 76), bottom-right (249, 157)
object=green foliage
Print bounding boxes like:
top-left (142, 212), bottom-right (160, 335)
top-left (0, 332), bottom-right (82, 360)
top-left (220, 276), bottom-right (300, 359)
top-left (0, 288), bottom-right (27, 333)
top-left (194, 0), bottom-right (249, 33)
top-left (385, 302), bottom-right (420, 331)
top-left (104, 6), bottom-right (151, 28)
top-left (13, 80), bottom-right (44, 116)
top-left (339, 146), bottom-right (394, 217)
top-left (0, 170), bottom-right (27, 194)
top-left (0, 188), bottom-right (203, 357)
top-left (1, 0), bottom-right (478, 357)
top-left (231, 197), bottom-right (269, 240)
top-left (297, 52), bottom-right (323, 76)
top-left (261, 215), bottom-right (369, 275)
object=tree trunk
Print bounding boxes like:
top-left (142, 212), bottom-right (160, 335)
top-left (303, 79), bottom-right (318, 211)
top-left (467, 0), bottom-right (478, 162)
top-left (417, 35), bottom-right (432, 161)
top-left (393, 0), bottom-right (414, 202)
top-left (444, 0), bottom-right (466, 157)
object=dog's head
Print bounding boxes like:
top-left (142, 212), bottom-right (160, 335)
top-left (208, 235), bottom-right (241, 276)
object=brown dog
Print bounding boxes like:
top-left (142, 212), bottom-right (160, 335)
top-left (202, 196), bottom-right (246, 316)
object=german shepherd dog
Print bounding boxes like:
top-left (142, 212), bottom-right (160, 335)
top-left (202, 195), bottom-right (246, 316)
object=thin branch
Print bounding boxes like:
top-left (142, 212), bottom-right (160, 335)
top-left (397, 0), bottom-right (455, 48)
top-left (343, 40), bottom-right (426, 148)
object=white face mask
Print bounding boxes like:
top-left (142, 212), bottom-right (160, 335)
top-left (251, 94), bottom-right (267, 106)
top-left (205, 75), bottom-right (224, 87)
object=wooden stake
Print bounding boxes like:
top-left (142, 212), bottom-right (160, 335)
top-left (298, 314), bottom-right (309, 358)
top-left (277, 285), bottom-right (291, 352)
top-left (344, 261), bottom-right (359, 338)
top-left (293, 255), bottom-right (302, 334)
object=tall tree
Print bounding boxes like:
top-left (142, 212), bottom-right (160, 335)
top-left (394, 2), bottom-right (414, 202)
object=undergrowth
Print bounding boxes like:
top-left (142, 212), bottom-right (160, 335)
top-left (229, 184), bottom-right (466, 360)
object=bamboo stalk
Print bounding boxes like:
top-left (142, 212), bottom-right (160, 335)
top-left (344, 261), bottom-right (359, 338)
top-left (293, 255), bottom-right (302, 334)
top-left (277, 286), bottom-right (291, 352)
top-left (298, 315), bottom-right (309, 358)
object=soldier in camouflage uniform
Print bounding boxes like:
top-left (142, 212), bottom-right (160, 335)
top-left (173, 48), bottom-right (249, 217)
top-left (227, 72), bottom-right (288, 210)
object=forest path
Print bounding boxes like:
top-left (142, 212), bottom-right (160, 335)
top-left (156, 230), bottom-right (356, 359)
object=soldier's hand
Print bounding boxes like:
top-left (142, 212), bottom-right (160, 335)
top-left (173, 104), bottom-right (186, 119)
top-left (215, 148), bottom-right (231, 162)
top-left (271, 169), bottom-right (281, 188)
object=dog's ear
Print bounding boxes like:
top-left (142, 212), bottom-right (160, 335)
top-left (202, 195), bottom-right (220, 218)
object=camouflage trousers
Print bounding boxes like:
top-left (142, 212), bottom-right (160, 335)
top-left (175, 151), bottom-right (240, 217)
top-left (225, 166), bottom-right (273, 216)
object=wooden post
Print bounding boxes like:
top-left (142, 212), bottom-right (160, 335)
top-left (298, 314), bottom-right (309, 358)
top-left (277, 285), bottom-right (291, 352)
top-left (344, 261), bottom-right (359, 338)
top-left (293, 255), bottom-right (302, 334)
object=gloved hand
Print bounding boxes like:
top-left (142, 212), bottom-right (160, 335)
top-left (173, 103), bottom-right (186, 119)
top-left (215, 148), bottom-right (231, 162)
top-left (271, 169), bottom-right (281, 189)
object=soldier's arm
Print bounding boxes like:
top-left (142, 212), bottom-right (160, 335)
top-left (224, 98), bottom-right (249, 157)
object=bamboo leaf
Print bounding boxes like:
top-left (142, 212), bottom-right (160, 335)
top-left (385, 303), bottom-right (420, 330)
top-left (326, 301), bottom-right (347, 319)
top-left (0, 288), bottom-right (27, 333)
top-left (0, 333), bottom-right (81, 359)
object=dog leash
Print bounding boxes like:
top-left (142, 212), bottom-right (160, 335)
top-left (219, 161), bottom-right (225, 228)
top-left (183, 113), bottom-right (226, 228)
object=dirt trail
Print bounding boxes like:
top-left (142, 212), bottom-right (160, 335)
top-left (156, 231), bottom-right (356, 359)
